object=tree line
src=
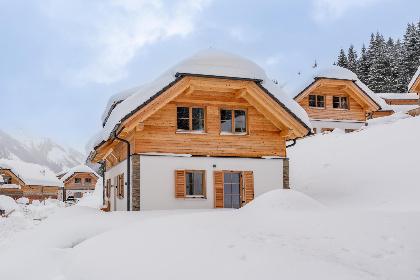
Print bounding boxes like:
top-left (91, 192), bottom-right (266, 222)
top-left (336, 20), bottom-right (420, 93)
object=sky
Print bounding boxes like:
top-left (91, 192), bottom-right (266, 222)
top-left (1, 0), bottom-right (419, 153)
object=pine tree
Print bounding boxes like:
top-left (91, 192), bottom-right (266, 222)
top-left (337, 48), bottom-right (348, 68)
top-left (383, 37), bottom-right (396, 92)
top-left (401, 23), bottom-right (420, 91)
top-left (357, 44), bottom-right (370, 85)
top-left (347, 44), bottom-right (358, 74)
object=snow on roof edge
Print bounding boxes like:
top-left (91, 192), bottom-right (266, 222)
top-left (408, 65), bottom-right (420, 92)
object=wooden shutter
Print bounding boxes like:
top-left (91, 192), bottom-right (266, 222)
top-left (114, 176), bottom-right (118, 198)
top-left (243, 171), bottom-right (254, 205)
top-left (214, 171), bottom-right (224, 208)
top-left (175, 170), bottom-right (186, 198)
top-left (107, 179), bottom-right (111, 198)
top-left (121, 174), bottom-right (124, 198)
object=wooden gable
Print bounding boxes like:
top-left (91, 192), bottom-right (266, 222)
top-left (63, 172), bottom-right (98, 189)
top-left (409, 73), bottom-right (420, 93)
top-left (294, 78), bottom-right (380, 121)
top-left (93, 75), bottom-right (311, 165)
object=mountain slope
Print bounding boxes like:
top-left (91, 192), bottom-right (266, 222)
top-left (0, 130), bottom-right (85, 173)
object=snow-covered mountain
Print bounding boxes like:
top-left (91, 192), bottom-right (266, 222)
top-left (0, 129), bottom-right (85, 173)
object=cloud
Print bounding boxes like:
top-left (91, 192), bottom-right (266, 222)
top-left (39, 0), bottom-right (211, 84)
top-left (311, 0), bottom-right (385, 22)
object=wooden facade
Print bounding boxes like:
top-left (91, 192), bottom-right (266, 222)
top-left (382, 99), bottom-right (418, 105)
top-left (94, 76), bottom-right (310, 169)
top-left (62, 173), bottom-right (98, 190)
top-left (409, 72), bottom-right (420, 93)
top-left (371, 110), bottom-right (394, 119)
top-left (294, 79), bottom-right (380, 122)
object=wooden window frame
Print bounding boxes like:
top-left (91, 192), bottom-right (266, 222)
top-left (220, 108), bottom-right (248, 134)
top-left (185, 170), bottom-right (206, 198)
top-left (176, 106), bottom-right (206, 132)
top-left (3, 177), bottom-right (12, 184)
top-left (333, 96), bottom-right (349, 110)
top-left (308, 94), bottom-right (325, 109)
top-left (84, 178), bottom-right (92, 184)
top-left (74, 178), bottom-right (82, 184)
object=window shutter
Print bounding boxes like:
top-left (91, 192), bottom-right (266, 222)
top-left (213, 171), bottom-right (224, 208)
top-left (121, 174), bottom-right (124, 198)
top-left (175, 170), bottom-right (186, 198)
top-left (243, 171), bottom-right (254, 205)
top-left (114, 176), bottom-right (118, 197)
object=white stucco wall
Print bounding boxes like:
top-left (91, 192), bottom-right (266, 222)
top-left (138, 155), bottom-right (284, 211)
top-left (104, 159), bottom-right (128, 211)
top-left (310, 119), bottom-right (366, 133)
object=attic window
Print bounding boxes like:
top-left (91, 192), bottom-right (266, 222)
top-left (2, 177), bottom-right (12, 184)
top-left (85, 178), bottom-right (92, 184)
top-left (220, 109), bottom-right (247, 133)
top-left (177, 106), bottom-right (205, 131)
top-left (75, 178), bottom-right (82, 184)
top-left (333, 96), bottom-right (348, 109)
top-left (309, 95), bottom-right (325, 108)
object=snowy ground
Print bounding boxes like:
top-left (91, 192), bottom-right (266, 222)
top-left (0, 116), bottom-right (419, 280)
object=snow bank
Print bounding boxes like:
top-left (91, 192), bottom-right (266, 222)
top-left (377, 92), bottom-right (419, 100)
top-left (16, 197), bottom-right (29, 205)
top-left (242, 189), bottom-right (327, 212)
top-left (76, 179), bottom-right (103, 209)
top-left (289, 115), bottom-right (420, 211)
top-left (60, 164), bottom-right (99, 183)
top-left (0, 195), bottom-right (18, 213)
top-left (0, 159), bottom-right (63, 187)
top-left (87, 48), bottom-right (311, 154)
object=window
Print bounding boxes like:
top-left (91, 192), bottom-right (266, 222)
top-left (185, 171), bottom-right (205, 197)
top-left (333, 96), bottom-right (348, 109)
top-left (174, 170), bottom-right (206, 198)
top-left (309, 95), bottom-right (325, 108)
top-left (75, 192), bottom-right (82, 198)
top-left (223, 172), bottom-right (241, 209)
top-left (85, 178), bottom-right (92, 184)
top-left (220, 109), bottom-right (247, 133)
top-left (177, 106), bottom-right (205, 131)
top-left (75, 178), bottom-right (82, 184)
top-left (2, 177), bottom-right (12, 184)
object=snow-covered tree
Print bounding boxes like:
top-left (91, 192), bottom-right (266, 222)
top-left (337, 49), bottom-right (348, 68)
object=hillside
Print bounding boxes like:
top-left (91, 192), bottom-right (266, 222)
top-left (0, 129), bottom-right (85, 173)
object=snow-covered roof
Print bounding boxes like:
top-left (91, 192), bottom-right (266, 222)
top-left (281, 65), bottom-right (392, 111)
top-left (389, 104), bottom-right (420, 113)
top-left (408, 65), bottom-right (420, 92)
top-left (0, 159), bottom-right (63, 188)
top-left (60, 164), bottom-right (99, 183)
top-left (87, 48), bottom-right (312, 154)
top-left (101, 85), bottom-right (146, 127)
top-left (376, 93), bottom-right (419, 100)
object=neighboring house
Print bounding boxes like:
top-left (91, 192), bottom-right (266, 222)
top-left (406, 66), bottom-right (420, 116)
top-left (87, 48), bottom-right (312, 212)
top-left (58, 165), bottom-right (99, 201)
top-left (0, 159), bottom-right (63, 202)
top-left (282, 66), bottom-right (390, 133)
top-left (376, 93), bottom-right (420, 117)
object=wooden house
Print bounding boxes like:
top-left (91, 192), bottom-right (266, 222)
top-left (282, 66), bottom-right (390, 133)
top-left (87, 49), bottom-right (312, 211)
top-left (376, 93), bottom-right (420, 117)
top-left (0, 159), bottom-right (63, 203)
top-left (406, 66), bottom-right (420, 116)
top-left (57, 165), bottom-right (99, 201)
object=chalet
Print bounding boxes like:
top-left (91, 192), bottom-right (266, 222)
top-left (406, 66), bottom-right (420, 116)
top-left (282, 66), bottom-right (392, 133)
top-left (0, 159), bottom-right (63, 202)
top-left (87, 48), bottom-right (312, 211)
top-left (376, 93), bottom-right (420, 117)
top-left (57, 165), bottom-right (99, 201)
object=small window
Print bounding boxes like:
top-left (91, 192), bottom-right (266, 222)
top-left (333, 96), bottom-right (348, 109)
top-left (75, 178), bottom-right (82, 184)
top-left (3, 177), bottom-right (12, 184)
top-left (220, 109), bottom-right (247, 133)
top-left (177, 106), bottom-right (205, 131)
top-left (185, 171), bottom-right (205, 197)
top-left (309, 95), bottom-right (325, 108)
top-left (85, 178), bottom-right (92, 184)
top-left (75, 192), bottom-right (82, 198)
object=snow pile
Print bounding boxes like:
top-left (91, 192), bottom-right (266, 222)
top-left (60, 164), bottom-right (99, 183)
top-left (76, 179), bottom-right (104, 209)
top-left (0, 195), bottom-right (18, 213)
top-left (289, 115), bottom-right (420, 211)
top-left (0, 158), bottom-right (63, 187)
top-left (242, 190), bottom-right (327, 212)
top-left (16, 197), bottom-right (29, 205)
top-left (0, 184), bottom-right (20, 189)
top-left (389, 104), bottom-right (420, 113)
top-left (87, 48), bottom-right (311, 154)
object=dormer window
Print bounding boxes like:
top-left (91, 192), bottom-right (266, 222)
top-left (75, 178), bottom-right (82, 184)
top-left (177, 106), bottom-right (205, 131)
top-left (220, 109), bottom-right (247, 133)
top-left (333, 96), bottom-right (348, 109)
top-left (309, 95), bottom-right (325, 108)
top-left (85, 178), bottom-right (92, 184)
